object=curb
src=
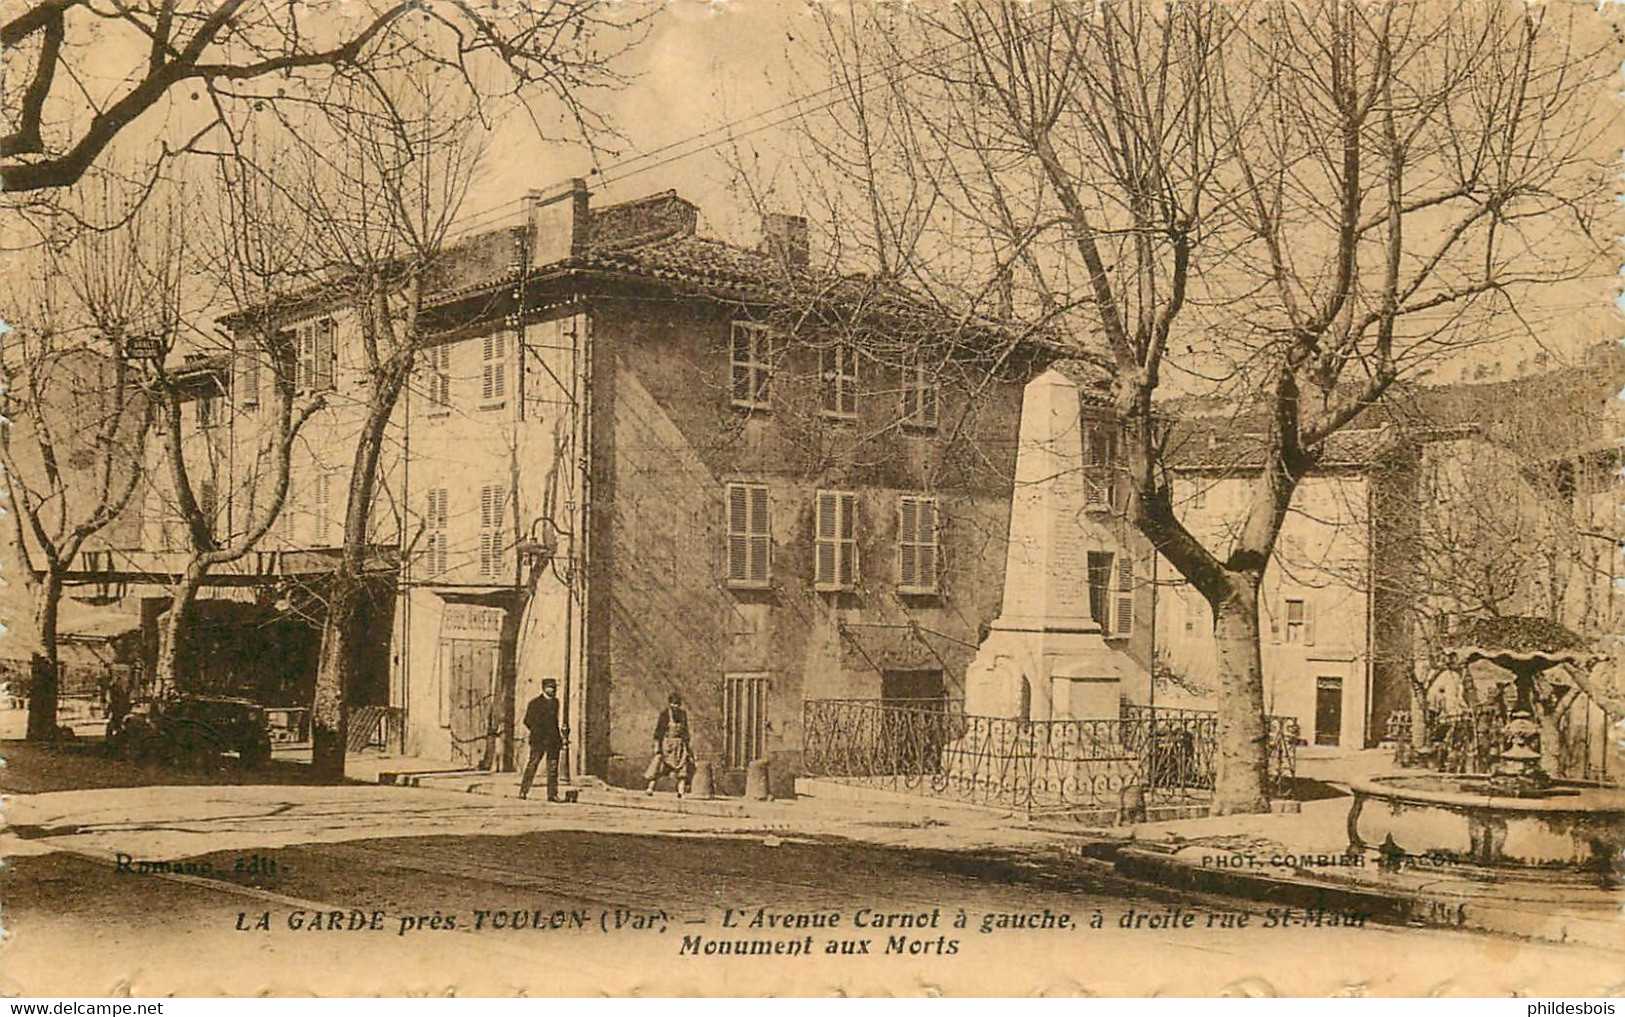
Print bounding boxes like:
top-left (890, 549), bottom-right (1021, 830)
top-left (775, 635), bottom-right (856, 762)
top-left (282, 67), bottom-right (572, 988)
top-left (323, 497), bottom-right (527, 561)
top-left (381, 769), bottom-right (779, 820)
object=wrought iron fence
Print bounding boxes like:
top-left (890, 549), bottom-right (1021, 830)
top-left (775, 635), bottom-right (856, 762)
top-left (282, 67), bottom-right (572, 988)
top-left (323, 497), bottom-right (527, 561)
top-left (802, 698), bottom-right (1299, 815)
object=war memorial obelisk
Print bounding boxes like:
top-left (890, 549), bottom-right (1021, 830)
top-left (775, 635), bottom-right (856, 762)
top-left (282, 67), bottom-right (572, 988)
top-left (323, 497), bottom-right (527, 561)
top-left (965, 368), bottom-right (1131, 721)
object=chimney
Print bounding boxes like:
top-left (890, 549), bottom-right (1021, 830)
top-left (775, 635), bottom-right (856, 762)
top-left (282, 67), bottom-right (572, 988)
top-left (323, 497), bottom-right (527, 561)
top-left (760, 212), bottom-right (809, 267)
top-left (528, 178), bottom-right (590, 267)
top-left (588, 190), bottom-right (699, 251)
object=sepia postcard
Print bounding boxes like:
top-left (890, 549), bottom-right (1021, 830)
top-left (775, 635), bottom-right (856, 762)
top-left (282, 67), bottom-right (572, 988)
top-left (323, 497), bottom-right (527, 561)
top-left (1, 0), bottom-right (1623, 998)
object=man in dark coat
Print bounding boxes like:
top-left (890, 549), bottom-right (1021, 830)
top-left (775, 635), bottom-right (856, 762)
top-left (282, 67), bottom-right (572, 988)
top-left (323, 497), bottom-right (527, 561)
top-left (519, 678), bottom-right (566, 801)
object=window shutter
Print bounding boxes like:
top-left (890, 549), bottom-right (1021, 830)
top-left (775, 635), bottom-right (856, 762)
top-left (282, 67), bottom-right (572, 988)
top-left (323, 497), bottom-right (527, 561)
top-left (1269, 603), bottom-right (1282, 643)
top-left (841, 346), bottom-right (856, 416)
top-left (839, 493), bottom-right (857, 587)
top-left (918, 498), bottom-right (937, 588)
top-left (1114, 555), bottom-right (1134, 636)
top-left (727, 485), bottom-right (748, 583)
top-left (815, 491), bottom-right (837, 586)
top-left (749, 485), bottom-right (770, 583)
top-left (1303, 600), bottom-right (1316, 646)
top-left (898, 499), bottom-right (918, 588)
top-left (299, 325), bottom-right (316, 390)
top-left (314, 319), bottom-right (335, 390)
top-left (240, 355), bottom-right (260, 407)
top-left (314, 474), bottom-right (330, 544)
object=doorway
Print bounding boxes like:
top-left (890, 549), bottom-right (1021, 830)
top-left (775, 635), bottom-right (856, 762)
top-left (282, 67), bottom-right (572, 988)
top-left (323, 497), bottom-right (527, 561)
top-left (880, 669), bottom-right (946, 775)
top-left (1315, 676), bottom-right (1343, 747)
top-left (446, 639), bottom-right (500, 769)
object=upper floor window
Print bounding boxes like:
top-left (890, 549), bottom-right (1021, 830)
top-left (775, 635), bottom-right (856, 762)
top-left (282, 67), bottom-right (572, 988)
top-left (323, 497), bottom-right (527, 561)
top-left (296, 317), bottom-right (336, 393)
top-left (814, 490), bottom-right (858, 591)
top-left (478, 483), bottom-right (508, 577)
top-left (900, 359), bottom-right (939, 431)
top-left (196, 390), bottom-right (221, 429)
top-left (726, 482), bottom-right (771, 588)
top-left (820, 343), bottom-right (857, 419)
top-left (1083, 417), bottom-right (1120, 509)
top-left (481, 333), bottom-right (509, 405)
top-left (730, 322), bottom-right (775, 411)
top-left (1086, 550), bottom-right (1135, 637)
top-left (1281, 597), bottom-right (1315, 645)
top-left (897, 496), bottom-right (940, 594)
top-left (424, 343), bottom-right (452, 409)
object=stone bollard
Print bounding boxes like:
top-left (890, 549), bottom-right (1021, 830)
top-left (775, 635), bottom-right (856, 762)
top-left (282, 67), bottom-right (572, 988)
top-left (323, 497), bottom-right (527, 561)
top-left (690, 760), bottom-right (714, 799)
top-left (1118, 783), bottom-right (1148, 825)
top-left (745, 759), bottom-right (772, 801)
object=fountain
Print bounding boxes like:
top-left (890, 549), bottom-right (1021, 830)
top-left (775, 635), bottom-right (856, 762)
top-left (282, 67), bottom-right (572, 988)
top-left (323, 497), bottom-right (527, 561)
top-left (1347, 618), bottom-right (1624, 870)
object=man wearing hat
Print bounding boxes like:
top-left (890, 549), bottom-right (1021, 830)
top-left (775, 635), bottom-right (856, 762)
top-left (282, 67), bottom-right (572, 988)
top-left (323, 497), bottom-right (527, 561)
top-left (519, 678), bottom-right (567, 801)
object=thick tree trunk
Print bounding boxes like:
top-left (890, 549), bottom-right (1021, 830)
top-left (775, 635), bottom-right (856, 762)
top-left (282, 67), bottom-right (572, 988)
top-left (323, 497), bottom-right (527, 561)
top-left (309, 354), bottom-right (410, 781)
top-left (309, 576), bottom-right (357, 778)
top-left (1211, 587), bottom-right (1270, 815)
top-left (153, 561), bottom-right (209, 698)
top-left (24, 567), bottom-right (64, 741)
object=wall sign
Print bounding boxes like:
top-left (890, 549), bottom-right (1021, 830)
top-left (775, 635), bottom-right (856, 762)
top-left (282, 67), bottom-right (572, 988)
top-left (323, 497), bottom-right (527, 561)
top-left (441, 603), bottom-right (506, 641)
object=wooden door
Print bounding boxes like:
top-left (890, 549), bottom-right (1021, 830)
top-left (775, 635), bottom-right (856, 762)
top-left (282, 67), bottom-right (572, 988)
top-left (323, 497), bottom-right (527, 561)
top-left (1315, 676), bottom-right (1343, 748)
top-left (448, 640), bottom-right (499, 768)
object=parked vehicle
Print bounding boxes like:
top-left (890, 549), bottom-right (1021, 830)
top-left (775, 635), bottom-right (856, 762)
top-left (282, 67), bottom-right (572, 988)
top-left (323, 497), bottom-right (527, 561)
top-left (109, 694), bottom-right (273, 768)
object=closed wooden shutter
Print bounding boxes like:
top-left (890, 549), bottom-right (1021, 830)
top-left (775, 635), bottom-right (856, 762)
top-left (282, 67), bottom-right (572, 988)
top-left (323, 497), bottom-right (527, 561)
top-left (240, 354), bottom-right (260, 407)
top-left (728, 485), bottom-right (749, 582)
top-left (898, 496), bottom-right (939, 593)
top-left (426, 489), bottom-right (448, 576)
top-left (1114, 554), bottom-right (1134, 636)
top-left (299, 324), bottom-right (316, 391)
top-left (815, 491), bottom-right (857, 590)
top-left (479, 484), bottom-right (507, 576)
top-left (726, 483), bottom-right (771, 586)
top-left (313, 318), bottom-right (335, 391)
top-left (482, 334), bottom-right (508, 401)
top-left (314, 473), bottom-right (331, 545)
top-left (838, 492), bottom-right (856, 587)
top-left (899, 499), bottom-right (918, 588)
top-left (815, 491), bottom-right (838, 587)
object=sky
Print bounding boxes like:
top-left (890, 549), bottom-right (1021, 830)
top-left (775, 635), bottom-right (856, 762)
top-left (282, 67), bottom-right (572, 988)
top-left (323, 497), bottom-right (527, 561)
top-left (463, 1), bottom-right (815, 248)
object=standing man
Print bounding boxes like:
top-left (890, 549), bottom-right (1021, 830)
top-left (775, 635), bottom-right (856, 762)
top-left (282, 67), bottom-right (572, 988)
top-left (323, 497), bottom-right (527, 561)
top-left (519, 678), bottom-right (567, 801)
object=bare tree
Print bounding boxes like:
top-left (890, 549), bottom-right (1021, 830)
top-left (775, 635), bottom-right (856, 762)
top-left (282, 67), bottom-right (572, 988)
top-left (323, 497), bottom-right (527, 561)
top-left (239, 77), bottom-right (485, 778)
top-left (0, 207), bottom-right (155, 740)
top-left (143, 160), bottom-right (326, 694)
top-left (1, 1), bottom-right (638, 195)
top-left (798, 0), bottom-right (1614, 812)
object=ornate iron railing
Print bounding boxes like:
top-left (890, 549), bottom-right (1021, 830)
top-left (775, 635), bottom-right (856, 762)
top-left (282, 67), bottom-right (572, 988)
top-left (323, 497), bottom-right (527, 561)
top-left (802, 699), bottom-right (1299, 814)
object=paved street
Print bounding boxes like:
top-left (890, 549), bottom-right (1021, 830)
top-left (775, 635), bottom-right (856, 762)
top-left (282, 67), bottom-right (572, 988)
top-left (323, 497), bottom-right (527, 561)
top-left (3, 743), bottom-right (1623, 996)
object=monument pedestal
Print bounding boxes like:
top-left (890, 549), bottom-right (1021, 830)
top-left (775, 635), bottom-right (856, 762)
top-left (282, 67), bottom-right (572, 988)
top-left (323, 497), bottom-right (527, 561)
top-left (966, 621), bottom-right (1127, 722)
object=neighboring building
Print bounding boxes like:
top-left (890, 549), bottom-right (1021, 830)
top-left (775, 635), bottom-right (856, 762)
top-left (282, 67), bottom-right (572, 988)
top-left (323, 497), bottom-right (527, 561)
top-left (55, 182), bottom-right (1050, 794)
top-left (1147, 426), bottom-right (1417, 749)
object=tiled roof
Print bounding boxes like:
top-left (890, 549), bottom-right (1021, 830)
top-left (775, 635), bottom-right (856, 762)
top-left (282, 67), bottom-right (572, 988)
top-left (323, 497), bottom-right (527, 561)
top-left (579, 233), bottom-right (810, 298)
top-left (1165, 423), bottom-right (1398, 472)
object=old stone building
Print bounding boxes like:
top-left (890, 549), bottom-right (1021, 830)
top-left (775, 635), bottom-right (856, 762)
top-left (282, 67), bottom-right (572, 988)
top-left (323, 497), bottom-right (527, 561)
top-left (56, 183), bottom-right (1051, 793)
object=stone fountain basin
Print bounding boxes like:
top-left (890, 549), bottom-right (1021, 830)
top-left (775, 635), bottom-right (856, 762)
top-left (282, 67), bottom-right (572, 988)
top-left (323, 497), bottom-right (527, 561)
top-left (1348, 775), bottom-right (1625, 868)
